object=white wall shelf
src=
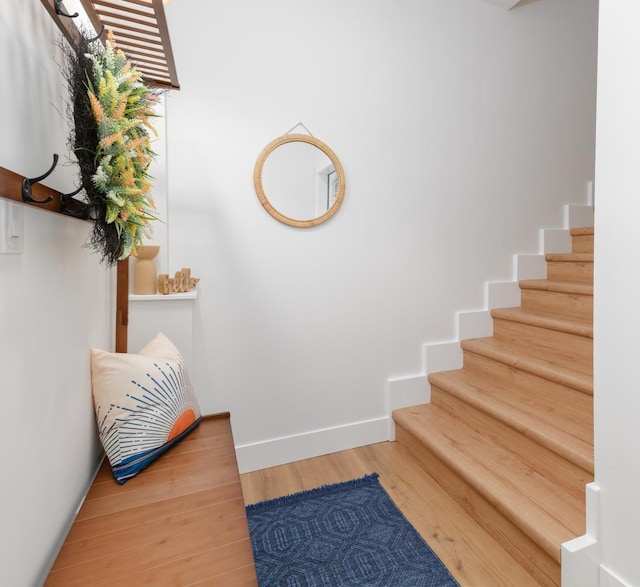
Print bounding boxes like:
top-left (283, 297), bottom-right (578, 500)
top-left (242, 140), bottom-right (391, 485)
top-left (129, 291), bottom-right (198, 302)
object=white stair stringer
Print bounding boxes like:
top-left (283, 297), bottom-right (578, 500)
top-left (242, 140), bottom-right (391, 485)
top-left (386, 201), bottom-right (594, 427)
top-left (435, 202), bottom-right (593, 347)
top-left (386, 340), bottom-right (462, 439)
top-left (561, 482), bottom-right (602, 587)
top-left (566, 203), bottom-right (594, 229)
top-left (541, 228), bottom-right (572, 254)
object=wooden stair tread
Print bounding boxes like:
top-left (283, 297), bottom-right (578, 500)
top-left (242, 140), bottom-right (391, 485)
top-left (570, 227), bottom-right (594, 236)
top-left (428, 369), bottom-right (593, 473)
top-left (544, 253), bottom-right (593, 262)
top-left (461, 337), bottom-right (593, 393)
top-left (519, 279), bottom-right (593, 296)
top-left (393, 404), bottom-right (585, 561)
top-left (490, 307), bottom-right (592, 338)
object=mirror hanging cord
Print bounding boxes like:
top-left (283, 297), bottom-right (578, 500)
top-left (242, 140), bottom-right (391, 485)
top-left (284, 122), bottom-right (314, 136)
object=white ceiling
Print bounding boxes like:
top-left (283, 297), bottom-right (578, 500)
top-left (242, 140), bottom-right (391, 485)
top-left (480, 0), bottom-right (525, 9)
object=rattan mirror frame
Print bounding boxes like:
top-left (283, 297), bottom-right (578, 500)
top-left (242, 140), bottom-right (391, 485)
top-left (253, 134), bottom-right (346, 228)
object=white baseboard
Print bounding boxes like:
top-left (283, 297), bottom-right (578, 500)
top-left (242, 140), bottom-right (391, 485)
top-left (457, 309), bottom-right (493, 340)
top-left (38, 455), bottom-right (105, 585)
top-left (561, 481), bottom-right (631, 587)
top-left (565, 203), bottom-right (594, 228)
top-left (387, 374), bottom-right (430, 412)
top-left (599, 566), bottom-right (631, 587)
top-left (423, 340), bottom-right (463, 373)
top-left (515, 253), bottom-right (547, 280)
top-left (235, 416), bottom-right (389, 474)
top-left (541, 228), bottom-right (572, 253)
top-left (486, 280), bottom-right (521, 308)
top-left (562, 534), bottom-right (599, 587)
top-left (386, 374), bottom-right (430, 440)
top-left (561, 482), bottom-right (601, 587)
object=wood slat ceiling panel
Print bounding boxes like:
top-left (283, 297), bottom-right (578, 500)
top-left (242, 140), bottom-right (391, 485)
top-left (83, 0), bottom-right (179, 89)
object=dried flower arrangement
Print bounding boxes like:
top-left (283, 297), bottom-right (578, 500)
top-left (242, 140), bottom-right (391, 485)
top-left (62, 30), bottom-right (161, 265)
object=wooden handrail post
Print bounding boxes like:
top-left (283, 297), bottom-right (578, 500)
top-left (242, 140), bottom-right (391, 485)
top-left (115, 257), bottom-right (129, 353)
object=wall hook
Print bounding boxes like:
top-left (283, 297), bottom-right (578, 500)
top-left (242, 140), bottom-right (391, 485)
top-left (55, 0), bottom-right (79, 19)
top-left (22, 154), bottom-right (58, 204)
top-left (60, 186), bottom-right (88, 219)
top-left (88, 24), bottom-right (106, 43)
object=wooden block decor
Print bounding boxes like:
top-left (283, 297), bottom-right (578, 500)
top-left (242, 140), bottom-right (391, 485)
top-left (157, 267), bottom-right (200, 295)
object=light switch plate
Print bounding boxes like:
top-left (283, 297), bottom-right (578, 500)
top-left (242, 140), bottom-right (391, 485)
top-left (0, 200), bottom-right (24, 254)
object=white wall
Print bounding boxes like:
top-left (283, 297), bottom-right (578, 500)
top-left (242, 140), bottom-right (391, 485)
top-left (0, 2), bottom-right (112, 585)
top-left (0, 0), bottom-right (601, 584)
top-left (164, 0), bottom-right (598, 472)
top-left (570, 1), bottom-right (640, 585)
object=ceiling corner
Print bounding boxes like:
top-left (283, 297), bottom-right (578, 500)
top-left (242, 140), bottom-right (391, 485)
top-left (479, 0), bottom-right (525, 9)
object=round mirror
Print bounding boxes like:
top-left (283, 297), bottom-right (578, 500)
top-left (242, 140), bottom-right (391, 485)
top-left (254, 134), bottom-right (346, 227)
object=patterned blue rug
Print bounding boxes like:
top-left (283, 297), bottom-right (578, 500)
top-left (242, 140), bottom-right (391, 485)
top-left (246, 473), bottom-right (460, 587)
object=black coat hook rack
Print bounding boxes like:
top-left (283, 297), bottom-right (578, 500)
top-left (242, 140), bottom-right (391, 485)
top-left (22, 154), bottom-right (58, 204)
top-left (0, 158), bottom-right (89, 222)
top-left (55, 0), bottom-right (78, 19)
top-left (88, 24), bottom-right (106, 43)
top-left (60, 186), bottom-right (88, 219)
top-left (52, 1), bottom-right (103, 43)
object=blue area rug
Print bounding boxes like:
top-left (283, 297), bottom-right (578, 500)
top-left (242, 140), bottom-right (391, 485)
top-left (246, 473), bottom-right (460, 587)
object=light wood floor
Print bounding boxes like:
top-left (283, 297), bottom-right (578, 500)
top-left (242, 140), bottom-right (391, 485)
top-left (240, 440), bottom-right (540, 587)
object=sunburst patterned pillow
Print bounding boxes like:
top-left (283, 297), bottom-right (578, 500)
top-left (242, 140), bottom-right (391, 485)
top-left (90, 332), bottom-right (202, 484)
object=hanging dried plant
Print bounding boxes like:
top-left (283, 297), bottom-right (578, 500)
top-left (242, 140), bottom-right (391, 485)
top-left (62, 29), bottom-right (161, 265)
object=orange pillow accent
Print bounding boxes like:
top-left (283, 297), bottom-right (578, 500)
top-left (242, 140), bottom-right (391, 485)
top-left (167, 408), bottom-right (197, 442)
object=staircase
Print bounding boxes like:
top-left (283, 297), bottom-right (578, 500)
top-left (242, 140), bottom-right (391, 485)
top-left (393, 227), bottom-right (594, 586)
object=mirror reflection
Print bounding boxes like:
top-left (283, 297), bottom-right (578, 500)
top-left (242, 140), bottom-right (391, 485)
top-left (254, 134), bottom-right (346, 228)
top-left (262, 142), bottom-right (335, 219)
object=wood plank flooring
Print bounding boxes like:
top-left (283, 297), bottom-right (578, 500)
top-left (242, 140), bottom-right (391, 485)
top-left (241, 441), bottom-right (540, 587)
